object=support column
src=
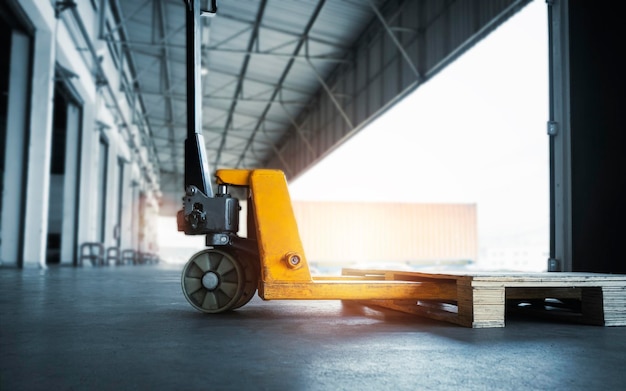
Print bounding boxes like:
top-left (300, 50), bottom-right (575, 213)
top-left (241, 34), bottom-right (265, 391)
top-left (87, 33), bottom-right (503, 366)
top-left (23, 23), bottom-right (55, 268)
top-left (547, 0), bottom-right (572, 271)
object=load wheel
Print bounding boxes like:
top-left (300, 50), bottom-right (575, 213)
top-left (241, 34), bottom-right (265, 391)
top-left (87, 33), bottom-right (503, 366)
top-left (181, 249), bottom-right (246, 313)
top-left (231, 254), bottom-right (260, 310)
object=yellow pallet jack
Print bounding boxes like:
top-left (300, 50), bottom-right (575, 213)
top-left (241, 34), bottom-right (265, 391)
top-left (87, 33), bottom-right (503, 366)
top-left (179, 169), bottom-right (457, 313)
top-left (177, 0), bottom-right (451, 313)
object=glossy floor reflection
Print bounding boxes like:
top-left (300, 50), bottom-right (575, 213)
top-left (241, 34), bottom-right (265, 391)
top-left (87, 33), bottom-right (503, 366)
top-left (1, 264), bottom-right (625, 390)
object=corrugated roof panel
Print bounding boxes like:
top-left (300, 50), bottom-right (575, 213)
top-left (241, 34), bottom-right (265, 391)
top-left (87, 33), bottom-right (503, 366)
top-left (244, 55), bottom-right (292, 86)
top-left (309, 0), bottom-right (376, 44)
top-left (263, 0), bottom-right (319, 32)
top-left (214, 1), bottom-right (261, 24)
top-left (278, 60), bottom-right (323, 91)
top-left (255, 27), bottom-right (299, 52)
top-left (206, 51), bottom-right (247, 73)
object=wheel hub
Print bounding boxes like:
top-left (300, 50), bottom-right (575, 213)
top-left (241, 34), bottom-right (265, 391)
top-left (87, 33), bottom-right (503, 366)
top-left (201, 272), bottom-right (219, 290)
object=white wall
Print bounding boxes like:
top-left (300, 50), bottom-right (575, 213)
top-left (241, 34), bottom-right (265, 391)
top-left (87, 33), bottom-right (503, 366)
top-left (5, 0), bottom-right (161, 267)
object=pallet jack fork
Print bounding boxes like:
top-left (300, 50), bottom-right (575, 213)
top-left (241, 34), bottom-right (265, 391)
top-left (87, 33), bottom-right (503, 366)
top-left (177, 0), bottom-right (455, 313)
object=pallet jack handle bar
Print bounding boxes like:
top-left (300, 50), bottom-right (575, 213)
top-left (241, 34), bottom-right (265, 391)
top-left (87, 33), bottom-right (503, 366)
top-left (184, 0), bottom-right (213, 197)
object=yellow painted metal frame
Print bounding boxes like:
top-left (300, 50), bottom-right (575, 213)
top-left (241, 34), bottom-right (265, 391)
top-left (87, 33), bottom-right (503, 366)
top-left (215, 169), bottom-right (457, 301)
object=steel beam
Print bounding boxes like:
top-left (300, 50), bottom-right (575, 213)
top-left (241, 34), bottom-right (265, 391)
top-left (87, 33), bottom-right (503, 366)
top-left (234, 0), bottom-right (327, 168)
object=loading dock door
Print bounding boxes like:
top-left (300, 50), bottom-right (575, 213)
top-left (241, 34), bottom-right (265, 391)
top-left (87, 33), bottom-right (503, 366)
top-left (0, 27), bottom-right (30, 267)
top-left (46, 80), bottom-right (82, 265)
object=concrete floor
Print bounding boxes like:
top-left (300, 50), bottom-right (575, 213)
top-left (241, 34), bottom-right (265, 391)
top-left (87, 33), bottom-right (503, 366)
top-left (1, 263), bottom-right (625, 391)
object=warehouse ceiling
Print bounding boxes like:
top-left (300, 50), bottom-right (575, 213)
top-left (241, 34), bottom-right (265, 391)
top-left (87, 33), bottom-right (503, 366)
top-left (107, 0), bottom-right (532, 212)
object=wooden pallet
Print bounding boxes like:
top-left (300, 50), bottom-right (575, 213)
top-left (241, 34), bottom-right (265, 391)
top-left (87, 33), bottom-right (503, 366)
top-left (341, 269), bottom-right (626, 328)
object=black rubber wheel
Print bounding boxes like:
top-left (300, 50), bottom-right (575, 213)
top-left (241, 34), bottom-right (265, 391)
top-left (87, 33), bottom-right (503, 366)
top-left (181, 249), bottom-right (245, 313)
top-left (230, 254), bottom-right (260, 310)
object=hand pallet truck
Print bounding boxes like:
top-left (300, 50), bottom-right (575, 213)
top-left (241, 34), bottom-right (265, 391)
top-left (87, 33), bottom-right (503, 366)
top-left (177, 0), bottom-right (452, 313)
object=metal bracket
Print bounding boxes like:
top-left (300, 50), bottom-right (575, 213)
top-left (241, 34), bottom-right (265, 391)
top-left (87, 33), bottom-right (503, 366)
top-left (54, 0), bottom-right (76, 18)
top-left (548, 258), bottom-right (561, 272)
top-left (547, 120), bottom-right (558, 136)
top-left (201, 0), bottom-right (218, 17)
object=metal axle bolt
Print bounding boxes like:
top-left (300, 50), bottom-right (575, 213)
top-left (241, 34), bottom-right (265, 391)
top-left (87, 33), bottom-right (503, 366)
top-left (284, 252), bottom-right (303, 269)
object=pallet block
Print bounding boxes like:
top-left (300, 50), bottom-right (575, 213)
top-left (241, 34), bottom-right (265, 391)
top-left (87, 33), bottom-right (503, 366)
top-left (341, 269), bottom-right (626, 328)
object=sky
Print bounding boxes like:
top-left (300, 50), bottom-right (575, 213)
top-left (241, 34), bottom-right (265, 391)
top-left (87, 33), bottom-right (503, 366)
top-left (159, 0), bottom-right (550, 268)
top-left (288, 0), bottom-right (549, 255)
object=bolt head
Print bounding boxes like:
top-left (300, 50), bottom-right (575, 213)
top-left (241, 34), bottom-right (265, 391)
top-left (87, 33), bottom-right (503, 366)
top-left (284, 252), bottom-right (303, 269)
